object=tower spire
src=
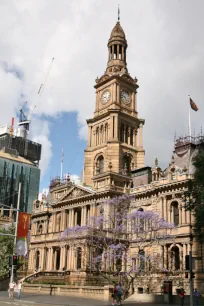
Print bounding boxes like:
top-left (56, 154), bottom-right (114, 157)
top-left (118, 4), bottom-right (120, 21)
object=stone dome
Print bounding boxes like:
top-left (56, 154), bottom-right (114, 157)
top-left (109, 22), bottom-right (127, 45)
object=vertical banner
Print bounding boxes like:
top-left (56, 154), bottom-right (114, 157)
top-left (16, 213), bottom-right (31, 256)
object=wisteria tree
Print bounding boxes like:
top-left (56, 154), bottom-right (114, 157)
top-left (61, 194), bottom-right (175, 294)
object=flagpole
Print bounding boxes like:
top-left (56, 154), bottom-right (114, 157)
top-left (188, 95), bottom-right (192, 140)
top-left (60, 148), bottom-right (64, 182)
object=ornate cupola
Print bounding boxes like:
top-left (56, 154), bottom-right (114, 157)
top-left (106, 21), bottom-right (128, 75)
top-left (83, 18), bottom-right (145, 190)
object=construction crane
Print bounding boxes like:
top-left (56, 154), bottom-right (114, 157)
top-left (18, 57), bottom-right (55, 143)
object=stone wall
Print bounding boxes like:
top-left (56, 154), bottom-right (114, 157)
top-left (22, 284), bottom-right (112, 301)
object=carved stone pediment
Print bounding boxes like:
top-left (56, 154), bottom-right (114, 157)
top-left (58, 186), bottom-right (94, 203)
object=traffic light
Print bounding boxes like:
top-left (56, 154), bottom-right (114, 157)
top-left (185, 255), bottom-right (190, 270)
top-left (9, 256), bottom-right (13, 267)
top-left (12, 255), bottom-right (18, 266)
top-left (190, 272), bottom-right (195, 279)
top-left (9, 255), bottom-right (18, 266)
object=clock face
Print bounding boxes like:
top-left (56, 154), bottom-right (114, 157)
top-left (120, 90), bottom-right (130, 104)
top-left (101, 90), bottom-right (111, 104)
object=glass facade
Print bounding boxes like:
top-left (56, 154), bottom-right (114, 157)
top-left (0, 156), bottom-right (40, 213)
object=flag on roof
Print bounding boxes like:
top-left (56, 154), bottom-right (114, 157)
top-left (190, 98), bottom-right (199, 111)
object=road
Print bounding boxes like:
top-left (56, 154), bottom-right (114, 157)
top-left (0, 291), bottom-right (111, 306)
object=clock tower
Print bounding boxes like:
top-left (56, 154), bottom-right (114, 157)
top-left (84, 21), bottom-right (145, 190)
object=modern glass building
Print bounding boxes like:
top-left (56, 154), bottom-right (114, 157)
top-left (0, 151), bottom-right (40, 214)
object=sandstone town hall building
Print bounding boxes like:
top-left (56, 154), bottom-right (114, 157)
top-left (28, 19), bottom-right (204, 295)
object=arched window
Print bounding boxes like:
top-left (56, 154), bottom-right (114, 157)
top-left (172, 202), bottom-right (179, 226)
top-left (139, 250), bottom-right (145, 271)
top-left (96, 156), bottom-right (104, 174)
top-left (171, 246), bottom-right (180, 270)
top-left (138, 208), bottom-right (144, 232)
top-left (124, 154), bottom-right (131, 173)
top-left (77, 247), bottom-right (82, 270)
top-left (35, 251), bottom-right (40, 270)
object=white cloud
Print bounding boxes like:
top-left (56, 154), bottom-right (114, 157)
top-left (38, 188), bottom-right (49, 201)
top-left (0, 0), bottom-right (204, 178)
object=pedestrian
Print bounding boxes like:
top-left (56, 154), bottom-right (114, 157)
top-left (193, 288), bottom-right (200, 305)
top-left (179, 288), bottom-right (185, 306)
top-left (116, 282), bottom-right (123, 305)
top-left (8, 281), bottom-right (15, 299)
top-left (17, 281), bottom-right (22, 299)
top-left (111, 284), bottom-right (118, 306)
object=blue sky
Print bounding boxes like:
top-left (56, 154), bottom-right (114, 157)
top-left (40, 112), bottom-right (86, 190)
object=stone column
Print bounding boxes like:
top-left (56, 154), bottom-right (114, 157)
top-left (128, 127), bottom-right (131, 145)
top-left (117, 83), bottom-right (120, 102)
top-left (52, 213), bottom-right (56, 232)
top-left (74, 210), bottom-right (77, 226)
top-left (113, 83), bottom-right (116, 102)
top-left (71, 209), bottom-right (75, 227)
top-left (46, 249), bottom-right (50, 270)
top-left (40, 248), bottom-right (45, 270)
top-left (132, 92), bottom-right (136, 111)
top-left (60, 246), bottom-right (65, 270)
top-left (87, 126), bottom-right (91, 147)
top-left (187, 210), bottom-right (191, 224)
top-left (163, 197), bottom-right (167, 221)
top-left (93, 130), bottom-right (96, 147)
top-left (50, 248), bottom-right (54, 270)
top-left (66, 247), bottom-right (70, 270)
top-left (28, 249), bottom-right (34, 271)
top-left (124, 125), bottom-right (126, 143)
top-left (122, 46), bottom-right (124, 60)
top-left (164, 245), bottom-right (168, 269)
top-left (182, 244), bottom-right (186, 270)
top-left (168, 207), bottom-right (171, 223)
top-left (84, 206), bottom-right (87, 225)
top-left (117, 45), bottom-right (119, 59)
top-left (114, 116), bottom-right (118, 139)
top-left (133, 129), bottom-right (137, 147)
top-left (179, 205), bottom-right (182, 225)
top-left (139, 124), bottom-right (143, 147)
top-left (112, 45), bottom-right (114, 60)
top-left (34, 222), bottom-right (38, 235)
top-left (81, 207), bottom-right (84, 226)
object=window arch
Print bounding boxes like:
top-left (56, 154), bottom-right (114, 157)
top-left (124, 154), bottom-right (132, 173)
top-left (35, 250), bottom-right (40, 270)
top-left (171, 246), bottom-right (180, 270)
top-left (138, 208), bottom-right (144, 232)
top-left (77, 247), bottom-right (82, 270)
top-left (139, 249), bottom-right (145, 271)
top-left (172, 202), bottom-right (179, 226)
top-left (96, 155), bottom-right (104, 174)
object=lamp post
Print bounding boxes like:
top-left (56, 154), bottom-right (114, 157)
top-left (10, 182), bottom-right (21, 284)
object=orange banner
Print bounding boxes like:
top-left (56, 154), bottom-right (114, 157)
top-left (17, 212), bottom-right (31, 238)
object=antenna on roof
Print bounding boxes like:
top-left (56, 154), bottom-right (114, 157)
top-left (118, 4), bottom-right (120, 21)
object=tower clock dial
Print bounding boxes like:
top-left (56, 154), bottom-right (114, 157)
top-left (120, 90), bottom-right (130, 104)
top-left (101, 90), bottom-right (111, 104)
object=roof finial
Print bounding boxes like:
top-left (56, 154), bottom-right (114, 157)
top-left (118, 4), bottom-right (120, 21)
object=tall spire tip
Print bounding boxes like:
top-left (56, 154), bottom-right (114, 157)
top-left (118, 4), bottom-right (120, 21)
